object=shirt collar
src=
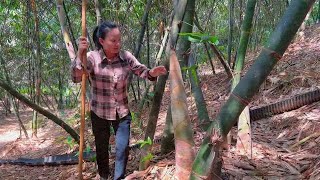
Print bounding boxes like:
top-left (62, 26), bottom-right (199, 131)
top-left (98, 49), bottom-right (125, 62)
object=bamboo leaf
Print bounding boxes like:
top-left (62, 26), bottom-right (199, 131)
top-left (85, 146), bottom-right (91, 153)
top-left (208, 36), bottom-right (219, 45)
top-left (137, 136), bottom-right (153, 148)
top-left (187, 36), bottom-right (202, 43)
top-left (141, 153), bottom-right (153, 163)
top-left (147, 92), bottom-right (154, 98)
top-left (147, 137), bottom-right (152, 145)
top-left (179, 32), bottom-right (219, 44)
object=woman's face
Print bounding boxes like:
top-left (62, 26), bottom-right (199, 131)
top-left (99, 28), bottom-right (121, 55)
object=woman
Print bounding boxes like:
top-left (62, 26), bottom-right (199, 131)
top-left (71, 21), bottom-right (167, 180)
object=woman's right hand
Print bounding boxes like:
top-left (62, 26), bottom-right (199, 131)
top-left (78, 36), bottom-right (88, 59)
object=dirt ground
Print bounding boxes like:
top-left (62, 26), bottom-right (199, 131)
top-left (0, 24), bottom-right (319, 179)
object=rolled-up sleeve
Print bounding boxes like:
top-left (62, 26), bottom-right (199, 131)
top-left (71, 52), bottom-right (94, 83)
top-left (124, 51), bottom-right (157, 81)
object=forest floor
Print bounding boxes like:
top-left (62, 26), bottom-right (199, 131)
top-left (0, 24), bottom-right (319, 180)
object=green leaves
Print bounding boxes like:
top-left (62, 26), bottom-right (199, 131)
top-left (65, 136), bottom-right (76, 150)
top-left (182, 65), bottom-right (199, 85)
top-left (179, 32), bottom-right (219, 45)
top-left (137, 137), bottom-right (154, 163)
top-left (141, 152), bottom-right (154, 163)
top-left (147, 92), bottom-right (155, 98)
top-left (85, 146), bottom-right (91, 153)
top-left (137, 136), bottom-right (153, 149)
top-left (131, 111), bottom-right (137, 123)
top-left (18, 87), bottom-right (29, 95)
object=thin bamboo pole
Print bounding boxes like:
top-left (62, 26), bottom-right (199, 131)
top-left (78, 0), bottom-right (87, 179)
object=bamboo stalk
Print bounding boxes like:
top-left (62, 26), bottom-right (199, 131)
top-left (190, 0), bottom-right (316, 179)
top-left (78, 0), bottom-right (87, 179)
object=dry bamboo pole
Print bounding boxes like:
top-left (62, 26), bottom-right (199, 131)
top-left (78, 0), bottom-right (87, 179)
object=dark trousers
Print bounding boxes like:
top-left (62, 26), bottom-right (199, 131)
top-left (91, 111), bottom-right (131, 180)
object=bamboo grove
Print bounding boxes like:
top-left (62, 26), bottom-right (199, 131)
top-left (0, 0), bottom-right (319, 179)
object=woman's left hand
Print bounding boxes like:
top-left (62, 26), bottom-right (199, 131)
top-left (149, 66), bottom-right (167, 77)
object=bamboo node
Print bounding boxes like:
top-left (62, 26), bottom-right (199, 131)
top-left (263, 47), bottom-right (282, 61)
top-left (231, 92), bottom-right (250, 106)
top-left (210, 129), bottom-right (223, 146)
top-left (190, 171), bottom-right (209, 179)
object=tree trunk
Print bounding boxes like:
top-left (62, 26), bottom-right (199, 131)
top-left (41, 77), bottom-right (59, 109)
top-left (203, 43), bottom-right (215, 74)
top-left (57, 0), bottom-right (81, 113)
top-left (227, 0), bottom-right (234, 66)
top-left (154, 27), bottom-right (169, 66)
top-left (135, 85), bottom-right (151, 129)
top-left (57, 72), bottom-right (64, 109)
top-left (2, 94), bottom-right (11, 116)
top-left (31, 0), bottom-right (41, 138)
top-left (232, 0), bottom-right (257, 90)
top-left (63, 1), bottom-right (78, 51)
top-left (56, 0), bottom-right (76, 60)
top-left (9, 96), bottom-right (29, 139)
top-left (190, 0), bottom-right (316, 179)
top-left (29, 3), bottom-right (36, 99)
top-left (231, 0), bottom-right (257, 158)
top-left (0, 56), bottom-right (29, 138)
top-left (209, 44), bottom-right (233, 78)
top-left (139, 74), bottom-right (169, 170)
top-left (0, 79), bottom-right (80, 143)
top-left (170, 0), bottom-right (188, 48)
top-left (188, 53), bottom-right (210, 130)
top-left (137, 79), bottom-right (141, 100)
top-left (128, 0), bottom-right (153, 102)
top-left (170, 50), bottom-right (194, 179)
top-left (146, 18), bottom-right (150, 69)
top-left (139, 3), bottom-right (185, 170)
top-left (160, 106), bottom-right (175, 154)
top-left (193, 14), bottom-right (216, 74)
top-left (176, 0), bottom-right (195, 78)
top-left (116, 0), bottom-right (120, 23)
top-left (0, 41), bottom-right (29, 139)
top-left (25, 3), bottom-right (34, 101)
top-left (239, 0), bottom-right (243, 26)
top-left (193, 11), bottom-right (225, 67)
top-left (94, 0), bottom-right (103, 25)
top-left (318, 0), bottom-right (320, 23)
top-left (144, 18), bottom-right (150, 90)
top-left (133, 0), bottom-right (152, 59)
top-left (249, 1), bottom-right (260, 51)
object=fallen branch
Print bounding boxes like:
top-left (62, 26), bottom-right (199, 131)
top-left (0, 79), bottom-right (80, 143)
top-left (290, 132), bottom-right (320, 149)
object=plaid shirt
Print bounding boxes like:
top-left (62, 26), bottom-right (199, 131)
top-left (71, 50), bottom-right (156, 120)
